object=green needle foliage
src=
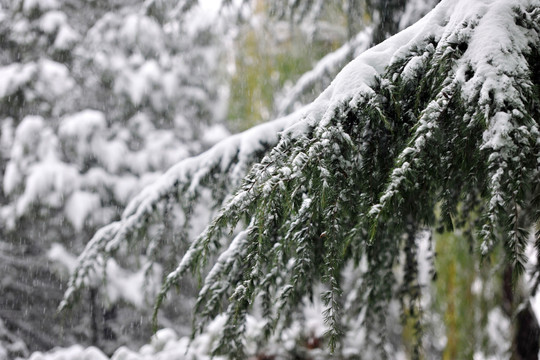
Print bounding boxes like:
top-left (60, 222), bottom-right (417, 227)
top-left (64, 0), bottom-right (540, 357)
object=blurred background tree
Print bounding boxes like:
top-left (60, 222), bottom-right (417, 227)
top-left (0, 0), bottom-right (230, 354)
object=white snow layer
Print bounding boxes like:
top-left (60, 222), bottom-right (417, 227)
top-left (60, 0), bottom-right (540, 358)
top-left (119, 14), bottom-right (164, 55)
top-left (35, 59), bottom-right (75, 101)
top-left (28, 346), bottom-right (108, 360)
top-left (53, 23), bottom-right (80, 50)
top-left (81, 0), bottom-right (449, 259)
top-left (71, 0), bottom-right (540, 300)
top-left (0, 59), bottom-right (74, 101)
top-left (59, 110), bottom-right (107, 138)
top-left (3, 115), bottom-right (45, 194)
top-left (64, 191), bottom-right (101, 231)
top-left (39, 10), bottom-right (66, 34)
top-left (16, 159), bottom-right (80, 216)
top-left (0, 63), bottom-right (36, 99)
top-left (26, 311), bottom-right (330, 360)
top-left (106, 108), bottom-right (303, 252)
top-left (48, 243), bottom-right (161, 309)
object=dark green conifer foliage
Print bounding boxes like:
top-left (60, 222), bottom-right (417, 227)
top-left (64, 1), bottom-right (540, 357)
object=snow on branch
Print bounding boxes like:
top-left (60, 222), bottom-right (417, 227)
top-left (275, 0), bottom-right (438, 117)
top-left (65, 0), bottom-right (447, 309)
top-left (64, 0), bottom-right (540, 354)
top-left (61, 108), bottom-right (302, 308)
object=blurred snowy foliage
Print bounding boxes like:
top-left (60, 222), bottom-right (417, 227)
top-left (0, 0), bottom-right (230, 354)
top-left (4, 0), bottom-right (535, 359)
top-left (0, 319), bottom-right (28, 360)
top-left (20, 288), bottom-right (413, 360)
top-left (62, 0), bottom-right (539, 358)
top-left (0, 0), bottom-right (450, 357)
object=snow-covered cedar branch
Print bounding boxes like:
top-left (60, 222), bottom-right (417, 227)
top-left (64, 0), bottom-right (540, 356)
top-left (60, 108), bottom-right (302, 305)
top-left (275, 0), bottom-right (438, 116)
